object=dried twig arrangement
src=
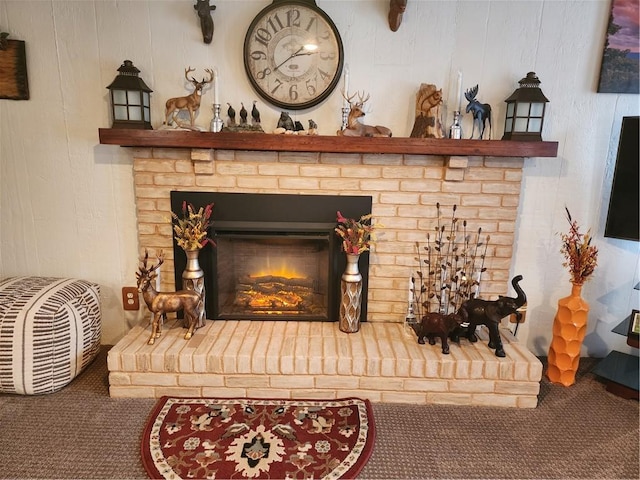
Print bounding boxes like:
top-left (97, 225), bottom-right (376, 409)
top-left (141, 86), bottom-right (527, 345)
top-left (412, 203), bottom-right (490, 319)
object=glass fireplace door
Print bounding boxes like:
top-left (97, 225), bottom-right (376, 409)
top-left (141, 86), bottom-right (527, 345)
top-left (214, 233), bottom-right (331, 321)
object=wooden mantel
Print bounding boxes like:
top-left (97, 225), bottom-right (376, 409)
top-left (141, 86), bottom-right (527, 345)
top-left (98, 128), bottom-right (558, 158)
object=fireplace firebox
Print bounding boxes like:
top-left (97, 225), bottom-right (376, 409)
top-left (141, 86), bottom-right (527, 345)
top-left (171, 192), bottom-right (372, 322)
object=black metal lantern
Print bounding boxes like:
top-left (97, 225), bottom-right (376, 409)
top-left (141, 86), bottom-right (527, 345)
top-left (106, 60), bottom-right (152, 129)
top-left (502, 72), bottom-right (549, 141)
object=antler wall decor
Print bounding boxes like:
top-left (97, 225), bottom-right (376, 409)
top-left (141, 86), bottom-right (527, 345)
top-left (388, 0), bottom-right (408, 31)
top-left (194, 0), bottom-right (216, 44)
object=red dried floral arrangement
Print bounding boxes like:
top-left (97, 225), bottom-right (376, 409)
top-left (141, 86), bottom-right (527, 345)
top-left (560, 207), bottom-right (598, 285)
top-left (171, 201), bottom-right (215, 251)
top-left (335, 211), bottom-right (378, 255)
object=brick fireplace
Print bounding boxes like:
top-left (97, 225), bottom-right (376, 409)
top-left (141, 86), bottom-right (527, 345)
top-left (107, 143), bottom-right (543, 407)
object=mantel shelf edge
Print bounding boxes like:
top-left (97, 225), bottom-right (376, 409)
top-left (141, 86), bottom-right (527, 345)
top-left (98, 128), bottom-right (559, 158)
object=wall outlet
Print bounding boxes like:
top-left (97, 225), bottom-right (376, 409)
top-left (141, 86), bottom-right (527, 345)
top-left (122, 286), bottom-right (140, 311)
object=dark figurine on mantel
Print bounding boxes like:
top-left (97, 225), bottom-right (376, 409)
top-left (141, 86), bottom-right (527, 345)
top-left (0, 31), bottom-right (9, 50)
top-left (453, 275), bottom-right (527, 357)
top-left (465, 84), bottom-right (492, 139)
top-left (277, 112), bottom-right (295, 131)
top-left (417, 310), bottom-right (467, 354)
top-left (227, 103), bottom-right (236, 125)
top-left (239, 103), bottom-right (248, 124)
top-left (194, 0), bottom-right (216, 44)
top-left (251, 101), bottom-right (261, 124)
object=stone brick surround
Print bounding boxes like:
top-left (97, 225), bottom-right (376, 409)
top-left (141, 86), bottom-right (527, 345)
top-left (110, 146), bottom-right (542, 407)
top-left (108, 319), bottom-right (542, 408)
top-left (132, 147), bottom-right (524, 316)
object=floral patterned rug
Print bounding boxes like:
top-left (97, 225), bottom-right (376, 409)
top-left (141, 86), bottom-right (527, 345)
top-left (141, 397), bottom-right (375, 479)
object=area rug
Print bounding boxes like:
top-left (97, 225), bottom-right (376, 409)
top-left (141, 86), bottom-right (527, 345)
top-left (141, 396), bottom-right (375, 479)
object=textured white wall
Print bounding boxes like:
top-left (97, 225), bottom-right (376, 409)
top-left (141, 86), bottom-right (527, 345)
top-left (0, 0), bottom-right (638, 355)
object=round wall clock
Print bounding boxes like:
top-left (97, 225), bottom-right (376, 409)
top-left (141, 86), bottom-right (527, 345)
top-left (243, 0), bottom-right (344, 110)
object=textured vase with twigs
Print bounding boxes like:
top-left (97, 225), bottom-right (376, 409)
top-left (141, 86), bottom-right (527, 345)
top-left (412, 204), bottom-right (490, 320)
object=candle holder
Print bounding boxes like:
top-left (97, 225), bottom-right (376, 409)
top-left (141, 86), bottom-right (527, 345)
top-left (341, 107), bottom-right (349, 131)
top-left (210, 103), bottom-right (223, 133)
top-left (449, 110), bottom-right (462, 139)
top-left (404, 299), bottom-right (417, 337)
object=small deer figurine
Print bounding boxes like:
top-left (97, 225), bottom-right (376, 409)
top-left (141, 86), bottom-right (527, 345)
top-left (338, 91), bottom-right (392, 137)
top-left (464, 84), bottom-right (492, 139)
top-left (164, 67), bottom-right (214, 128)
top-left (136, 250), bottom-right (204, 345)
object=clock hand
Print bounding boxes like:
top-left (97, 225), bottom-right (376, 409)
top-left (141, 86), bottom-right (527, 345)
top-left (273, 48), bottom-right (317, 72)
top-left (274, 47), bottom-right (305, 71)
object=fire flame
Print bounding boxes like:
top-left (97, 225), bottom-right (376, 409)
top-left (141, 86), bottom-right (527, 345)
top-left (251, 260), bottom-right (302, 279)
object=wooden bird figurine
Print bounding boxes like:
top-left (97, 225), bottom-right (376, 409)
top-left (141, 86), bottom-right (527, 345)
top-left (227, 103), bottom-right (236, 125)
top-left (239, 103), bottom-right (248, 124)
top-left (251, 101), bottom-right (261, 124)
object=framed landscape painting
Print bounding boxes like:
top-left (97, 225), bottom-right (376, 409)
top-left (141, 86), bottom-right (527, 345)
top-left (597, 0), bottom-right (639, 94)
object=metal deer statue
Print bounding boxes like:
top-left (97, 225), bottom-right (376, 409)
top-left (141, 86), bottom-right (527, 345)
top-left (136, 250), bottom-right (204, 345)
top-left (338, 90), bottom-right (392, 137)
top-left (164, 67), bottom-right (214, 128)
top-left (464, 84), bottom-right (492, 139)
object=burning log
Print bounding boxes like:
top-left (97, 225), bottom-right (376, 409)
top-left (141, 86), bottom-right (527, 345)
top-left (233, 275), bottom-right (315, 312)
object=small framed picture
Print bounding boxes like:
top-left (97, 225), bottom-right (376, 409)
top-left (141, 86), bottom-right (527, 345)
top-left (627, 309), bottom-right (640, 348)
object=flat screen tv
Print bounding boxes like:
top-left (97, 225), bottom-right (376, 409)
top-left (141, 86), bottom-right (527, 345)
top-left (604, 116), bottom-right (639, 242)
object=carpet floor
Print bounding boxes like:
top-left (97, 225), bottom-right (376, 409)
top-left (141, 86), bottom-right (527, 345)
top-left (0, 346), bottom-right (638, 479)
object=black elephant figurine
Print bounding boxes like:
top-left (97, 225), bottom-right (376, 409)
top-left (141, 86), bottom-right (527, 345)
top-left (417, 309), bottom-right (467, 354)
top-left (456, 275), bottom-right (527, 357)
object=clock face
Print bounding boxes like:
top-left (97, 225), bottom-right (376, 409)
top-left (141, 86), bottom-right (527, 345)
top-left (244, 0), bottom-right (344, 110)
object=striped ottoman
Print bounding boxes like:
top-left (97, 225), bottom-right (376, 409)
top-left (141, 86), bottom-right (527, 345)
top-left (0, 277), bottom-right (101, 395)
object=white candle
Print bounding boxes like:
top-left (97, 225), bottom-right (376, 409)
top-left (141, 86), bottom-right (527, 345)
top-left (408, 276), bottom-right (413, 303)
top-left (456, 70), bottom-right (463, 111)
top-left (342, 64), bottom-right (350, 108)
top-left (214, 68), bottom-right (219, 105)
top-left (155, 267), bottom-right (161, 292)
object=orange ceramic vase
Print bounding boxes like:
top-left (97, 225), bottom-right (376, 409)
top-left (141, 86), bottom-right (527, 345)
top-left (546, 283), bottom-right (589, 386)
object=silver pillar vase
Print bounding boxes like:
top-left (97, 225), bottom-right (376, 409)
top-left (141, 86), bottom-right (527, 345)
top-left (339, 253), bottom-right (363, 333)
top-left (182, 248), bottom-right (206, 328)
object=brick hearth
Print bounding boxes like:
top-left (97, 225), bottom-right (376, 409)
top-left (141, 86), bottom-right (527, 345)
top-left (108, 320), bottom-right (542, 408)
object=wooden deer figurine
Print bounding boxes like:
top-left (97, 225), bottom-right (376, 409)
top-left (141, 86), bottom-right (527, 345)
top-left (136, 250), bottom-right (204, 345)
top-left (338, 91), bottom-right (392, 137)
top-left (164, 67), bottom-right (214, 128)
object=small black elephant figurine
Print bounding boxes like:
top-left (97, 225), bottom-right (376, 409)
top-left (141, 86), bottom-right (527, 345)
top-left (464, 85), bottom-right (492, 139)
top-left (456, 275), bottom-right (527, 357)
top-left (417, 309), bottom-right (468, 354)
top-left (194, 0), bottom-right (216, 44)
